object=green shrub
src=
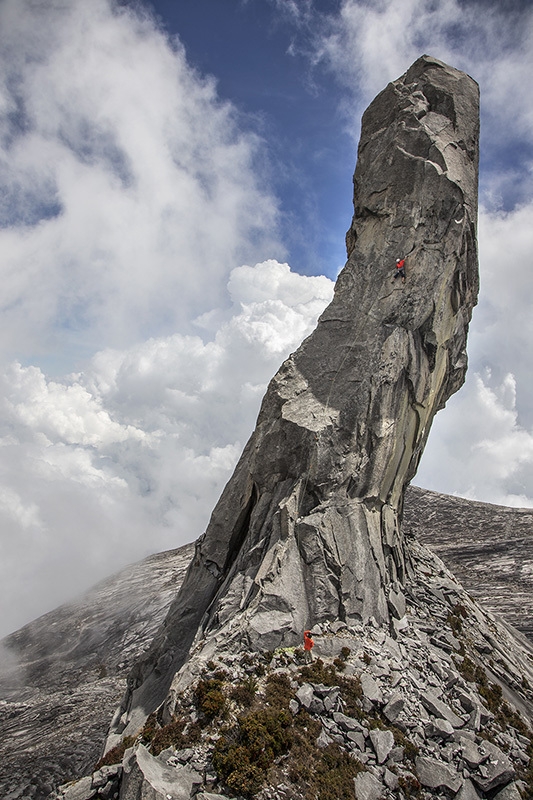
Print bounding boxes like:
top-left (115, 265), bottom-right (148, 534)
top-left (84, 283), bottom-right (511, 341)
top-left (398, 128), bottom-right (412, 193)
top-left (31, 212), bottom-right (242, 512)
top-left (453, 603), bottom-right (468, 618)
top-left (94, 735), bottom-right (135, 769)
top-left (231, 676), bottom-right (258, 708)
top-left (227, 762), bottom-right (265, 796)
top-left (150, 718), bottom-right (187, 756)
top-left (195, 677), bottom-right (227, 719)
top-left (298, 658), bottom-right (338, 686)
top-left (288, 715), bottom-right (363, 800)
top-left (213, 707), bottom-right (293, 796)
top-left (141, 712), bottom-right (158, 743)
top-left (392, 727), bottom-right (419, 763)
top-left (398, 774), bottom-right (422, 799)
top-left (447, 611), bottom-right (463, 636)
top-left (265, 672), bottom-right (292, 708)
top-left (338, 675), bottom-right (363, 718)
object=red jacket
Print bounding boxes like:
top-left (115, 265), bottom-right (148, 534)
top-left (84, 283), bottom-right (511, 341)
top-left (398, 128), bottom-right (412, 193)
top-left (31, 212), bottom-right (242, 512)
top-left (396, 259), bottom-right (405, 269)
top-left (304, 631), bottom-right (314, 651)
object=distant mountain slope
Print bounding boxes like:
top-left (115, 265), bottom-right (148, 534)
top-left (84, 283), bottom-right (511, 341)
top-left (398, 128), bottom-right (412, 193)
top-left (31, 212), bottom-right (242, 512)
top-left (404, 485), bottom-right (533, 638)
top-left (0, 543), bottom-right (194, 800)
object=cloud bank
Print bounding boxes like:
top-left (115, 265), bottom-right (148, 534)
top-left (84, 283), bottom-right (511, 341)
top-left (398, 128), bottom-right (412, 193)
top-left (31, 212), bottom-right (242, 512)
top-left (0, 258), bottom-right (333, 636)
top-left (0, 0), bottom-right (282, 365)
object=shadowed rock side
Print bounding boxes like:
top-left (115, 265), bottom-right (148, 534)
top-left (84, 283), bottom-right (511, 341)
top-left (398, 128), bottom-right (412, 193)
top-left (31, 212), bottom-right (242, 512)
top-left (113, 55), bottom-right (480, 738)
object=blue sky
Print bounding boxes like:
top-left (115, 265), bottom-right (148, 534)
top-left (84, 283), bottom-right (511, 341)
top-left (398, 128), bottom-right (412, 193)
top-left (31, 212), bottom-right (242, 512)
top-left (145, 0), bottom-right (354, 278)
top-left (0, 0), bottom-right (532, 637)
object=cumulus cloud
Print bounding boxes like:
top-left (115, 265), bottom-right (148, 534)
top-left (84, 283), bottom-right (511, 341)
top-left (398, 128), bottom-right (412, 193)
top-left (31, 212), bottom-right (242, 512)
top-left (0, 260), bottom-right (333, 637)
top-left (416, 199), bottom-right (533, 506)
top-left (0, 0), bottom-right (281, 365)
top-left (417, 370), bottom-right (533, 508)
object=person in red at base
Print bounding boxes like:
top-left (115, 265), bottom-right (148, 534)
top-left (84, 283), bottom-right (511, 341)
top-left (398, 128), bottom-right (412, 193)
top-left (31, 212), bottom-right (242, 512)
top-left (303, 629), bottom-right (314, 663)
top-left (393, 257), bottom-right (406, 283)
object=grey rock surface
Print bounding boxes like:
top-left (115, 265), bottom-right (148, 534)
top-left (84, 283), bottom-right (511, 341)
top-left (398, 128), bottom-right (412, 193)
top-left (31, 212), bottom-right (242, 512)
top-left (416, 755), bottom-right (463, 792)
top-left (354, 771), bottom-right (385, 800)
top-left (116, 53), bottom-right (480, 739)
top-left (120, 745), bottom-right (202, 800)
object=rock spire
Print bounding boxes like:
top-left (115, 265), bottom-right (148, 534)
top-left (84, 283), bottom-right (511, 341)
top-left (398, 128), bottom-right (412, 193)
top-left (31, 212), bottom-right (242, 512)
top-left (113, 54), bottom-right (480, 737)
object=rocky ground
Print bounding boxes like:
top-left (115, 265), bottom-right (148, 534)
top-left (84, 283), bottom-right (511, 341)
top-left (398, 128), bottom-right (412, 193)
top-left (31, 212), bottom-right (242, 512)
top-left (50, 533), bottom-right (533, 800)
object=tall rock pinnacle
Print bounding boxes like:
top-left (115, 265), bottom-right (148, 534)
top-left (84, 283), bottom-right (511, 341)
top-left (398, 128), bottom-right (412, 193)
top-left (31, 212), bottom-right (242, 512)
top-left (114, 55), bottom-right (480, 736)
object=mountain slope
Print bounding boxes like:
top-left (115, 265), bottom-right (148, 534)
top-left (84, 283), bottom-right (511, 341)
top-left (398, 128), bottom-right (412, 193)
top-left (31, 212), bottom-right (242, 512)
top-left (0, 544), bottom-right (194, 800)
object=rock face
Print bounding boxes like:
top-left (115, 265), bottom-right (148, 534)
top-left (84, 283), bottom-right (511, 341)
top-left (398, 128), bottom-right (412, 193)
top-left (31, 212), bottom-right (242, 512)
top-left (114, 55), bottom-right (480, 738)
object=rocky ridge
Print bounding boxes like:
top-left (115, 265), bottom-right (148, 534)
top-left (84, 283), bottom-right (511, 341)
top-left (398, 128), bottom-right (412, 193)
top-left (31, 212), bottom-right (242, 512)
top-left (51, 531), bottom-right (533, 800)
top-left (0, 544), bottom-right (194, 800)
top-left (405, 487), bottom-right (533, 639)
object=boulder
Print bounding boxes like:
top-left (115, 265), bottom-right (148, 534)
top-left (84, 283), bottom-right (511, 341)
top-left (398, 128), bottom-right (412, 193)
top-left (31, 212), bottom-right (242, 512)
top-left (383, 768), bottom-right (399, 790)
top-left (472, 741), bottom-right (515, 793)
top-left (296, 683), bottom-right (314, 709)
top-left (425, 717), bottom-right (455, 739)
top-left (332, 711), bottom-right (363, 732)
top-left (382, 692), bottom-right (404, 723)
top-left (493, 782), bottom-right (523, 800)
top-left (360, 673), bottom-right (383, 706)
top-left (369, 729), bottom-right (395, 764)
top-left (455, 778), bottom-right (481, 800)
top-left (354, 771), bottom-right (385, 800)
top-left (120, 744), bottom-right (203, 800)
top-left (415, 755), bottom-right (463, 793)
top-left (421, 690), bottom-right (465, 728)
top-left (62, 777), bottom-right (96, 800)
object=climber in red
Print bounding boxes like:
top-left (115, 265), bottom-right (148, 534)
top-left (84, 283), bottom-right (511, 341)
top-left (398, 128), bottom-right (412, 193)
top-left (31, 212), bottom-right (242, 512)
top-left (303, 630), bottom-right (315, 663)
top-left (393, 257), bottom-right (406, 283)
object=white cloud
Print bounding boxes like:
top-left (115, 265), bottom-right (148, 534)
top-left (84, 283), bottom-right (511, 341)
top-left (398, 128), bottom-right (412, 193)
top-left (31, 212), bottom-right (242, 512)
top-left (0, 260), bottom-right (333, 637)
top-left (417, 370), bottom-right (533, 508)
top-left (0, 0), bottom-right (282, 365)
top-left (416, 199), bottom-right (533, 504)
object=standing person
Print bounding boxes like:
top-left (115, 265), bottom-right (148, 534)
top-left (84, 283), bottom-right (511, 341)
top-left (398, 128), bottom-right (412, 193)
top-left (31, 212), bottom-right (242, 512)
top-left (393, 257), bottom-right (406, 283)
top-left (303, 630), bottom-right (314, 663)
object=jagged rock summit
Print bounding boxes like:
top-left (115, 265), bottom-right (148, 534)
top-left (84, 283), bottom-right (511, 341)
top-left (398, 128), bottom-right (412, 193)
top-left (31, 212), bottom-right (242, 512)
top-left (114, 54), bottom-right (480, 739)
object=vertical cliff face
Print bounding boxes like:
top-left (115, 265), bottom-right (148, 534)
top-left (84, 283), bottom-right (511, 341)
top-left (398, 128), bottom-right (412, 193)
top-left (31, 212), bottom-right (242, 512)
top-left (115, 55), bottom-right (480, 736)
